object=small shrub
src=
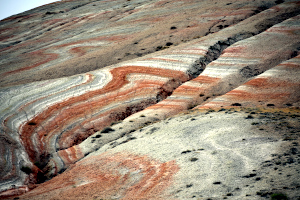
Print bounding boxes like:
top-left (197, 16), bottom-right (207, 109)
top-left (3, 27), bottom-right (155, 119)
top-left (101, 127), bottom-right (115, 133)
top-left (271, 193), bottom-right (288, 200)
top-left (156, 46), bottom-right (163, 51)
top-left (181, 150), bottom-right (192, 154)
top-left (246, 115), bottom-right (254, 119)
top-left (205, 96), bottom-right (210, 100)
top-left (110, 121), bottom-right (121, 126)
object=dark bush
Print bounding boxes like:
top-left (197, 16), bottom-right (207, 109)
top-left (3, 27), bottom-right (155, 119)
top-left (101, 127), bottom-right (115, 133)
top-left (271, 193), bottom-right (288, 200)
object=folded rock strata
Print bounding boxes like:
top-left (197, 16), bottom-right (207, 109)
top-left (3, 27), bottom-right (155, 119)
top-left (0, 0), bottom-right (299, 199)
top-left (201, 55), bottom-right (300, 109)
top-left (2, 0), bottom-right (289, 87)
top-left (125, 13), bottom-right (300, 124)
top-left (12, 109), bottom-right (300, 200)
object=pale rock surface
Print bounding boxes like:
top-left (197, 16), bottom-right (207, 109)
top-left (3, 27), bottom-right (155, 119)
top-left (0, 0), bottom-right (299, 199)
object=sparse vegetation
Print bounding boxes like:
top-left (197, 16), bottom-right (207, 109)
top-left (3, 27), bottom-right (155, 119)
top-left (246, 115), bottom-right (254, 119)
top-left (190, 157), bottom-right (198, 162)
top-left (100, 127), bottom-right (115, 133)
top-left (110, 121), bottom-right (121, 126)
top-left (270, 193), bottom-right (288, 200)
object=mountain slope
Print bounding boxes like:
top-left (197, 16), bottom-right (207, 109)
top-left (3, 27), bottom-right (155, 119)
top-left (0, 0), bottom-right (299, 199)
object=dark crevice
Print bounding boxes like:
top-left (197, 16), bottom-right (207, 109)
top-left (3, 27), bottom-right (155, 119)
top-left (188, 37), bottom-right (237, 78)
top-left (275, 0), bottom-right (285, 4)
top-left (68, 36), bottom-right (242, 171)
top-left (254, 10), bottom-right (300, 33)
top-left (252, 5), bottom-right (269, 14)
top-left (240, 48), bottom-right (299, 79)
top-left (28, 122), bottom-right (37, 126)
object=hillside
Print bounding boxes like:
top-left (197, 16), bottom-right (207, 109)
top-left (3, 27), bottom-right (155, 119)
top-left (0, 0), bottom-right (299, 199)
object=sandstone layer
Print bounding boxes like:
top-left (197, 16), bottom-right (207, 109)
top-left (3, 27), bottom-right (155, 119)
top-left (0, 0), bottom-right (299, 199)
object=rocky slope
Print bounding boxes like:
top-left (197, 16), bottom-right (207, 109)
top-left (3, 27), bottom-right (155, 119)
top-left (0, 0), bottom-right (299, 199)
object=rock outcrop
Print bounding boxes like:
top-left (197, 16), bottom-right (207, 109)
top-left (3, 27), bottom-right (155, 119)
top-left (0, 0), bottom-right (299, 199)
top-left (201, 55), bottom-right (300, 109)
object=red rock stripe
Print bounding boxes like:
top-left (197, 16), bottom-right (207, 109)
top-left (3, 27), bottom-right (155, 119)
top-left (58, 146), bottom-right (84, 165)
top-left (199, 55), bottom-right (300, 108)
top-left (19, 152), bottom-right (179, 199)
top-left (2, 51), bottom-right (59, 76)
top-left (57, 81), bottom-right (165, 148)
top-left (20, 66), bottom-right (188, 162)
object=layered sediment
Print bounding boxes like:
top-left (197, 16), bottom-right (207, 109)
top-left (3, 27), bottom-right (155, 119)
top-left (0, 0), bottom-right (299, 199)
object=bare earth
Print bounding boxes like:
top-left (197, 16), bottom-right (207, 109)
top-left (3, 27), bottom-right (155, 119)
top-left (0, 0), bottom-right (299, 199)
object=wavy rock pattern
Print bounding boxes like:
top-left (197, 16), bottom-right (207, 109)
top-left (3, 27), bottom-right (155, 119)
top-left (126, 13), bottom-right (300, 121)
top-left (18, 152), bottom-right (179, 200)
top-left (201, 55), bottom-right (300, 109)
top-left (1, 0), bottom-right (281, 87)
top-left (0, 61), bottom-right (188, 195)
top-left (39, 3), bottom-right (300, 180)
top-left (0, 0), bottom-right (300, 199)
top-left (17, 108), bottom-right (300, 199)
